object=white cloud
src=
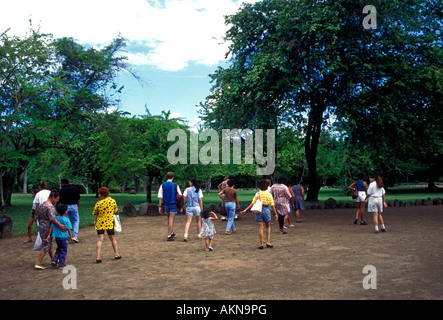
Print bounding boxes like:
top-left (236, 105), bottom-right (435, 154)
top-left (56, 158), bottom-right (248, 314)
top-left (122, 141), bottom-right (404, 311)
top-left (1, 0), bottom-right (259, 71)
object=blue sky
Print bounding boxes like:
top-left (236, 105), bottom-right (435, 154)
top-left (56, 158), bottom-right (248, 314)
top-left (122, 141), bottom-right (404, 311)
top-left (1, 0), bottom-right (259, 128)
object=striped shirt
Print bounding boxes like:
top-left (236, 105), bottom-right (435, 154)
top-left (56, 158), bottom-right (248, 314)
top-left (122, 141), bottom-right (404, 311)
top-left (270, 183), bottom-right (292, 215)
top-left (252, 190), bottom-right (275, 206)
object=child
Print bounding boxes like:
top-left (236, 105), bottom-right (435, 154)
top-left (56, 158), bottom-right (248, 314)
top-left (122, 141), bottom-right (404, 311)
top-left (47, 204), bottom-right (72, 268)
top-left (200, 208), bottom-right (218, 251)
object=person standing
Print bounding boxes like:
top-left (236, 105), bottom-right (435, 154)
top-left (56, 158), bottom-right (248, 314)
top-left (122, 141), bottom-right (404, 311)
top-left (34, 189), bottom-right (67, 270)
top-left (240, 179), bottom-right (278, 249)
top-left (218, 178), bottom-right (239, 235)
top-left (270, 176), bottom-right (292, 234)
top-left (217, 176), bottom-right (230, 221)
top-left (93, 187), bottom-right (121, 262)
top-left (366, 173), bottom-right (388, 233)
top-left (200, 208), bottom-right (218, 251)
top-left (33, 181), bottom-right (51, 226)
top-left (158, 171), bottom-right (182, 241)
top-left (292, 181), bottom-right (306, 223)
top-left (183, 178), bottom-right (203, 241)
top-left (348, 172), bottom-right (368, 225)
top-left (59, 179), bottom-right (81, 243)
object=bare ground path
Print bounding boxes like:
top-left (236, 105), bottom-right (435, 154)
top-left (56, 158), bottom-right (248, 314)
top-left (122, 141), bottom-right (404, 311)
top-left (0, 206), bottom-right (441, 300)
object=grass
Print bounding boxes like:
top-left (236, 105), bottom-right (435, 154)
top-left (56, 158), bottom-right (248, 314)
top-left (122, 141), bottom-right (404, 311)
top-left (2, 186), bottom-right (441, 237)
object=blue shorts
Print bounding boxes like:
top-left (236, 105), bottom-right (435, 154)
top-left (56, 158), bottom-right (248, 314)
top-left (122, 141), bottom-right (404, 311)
top-left (186, 206), bottom-right (201, 216)
top-left (164, 203), bottom-right (178, 214)
top-left (255, 205), bottom-right (271, 223)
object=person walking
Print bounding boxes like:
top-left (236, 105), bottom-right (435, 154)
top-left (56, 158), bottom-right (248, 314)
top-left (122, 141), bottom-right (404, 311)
top-left (200, 208), bottom-right (218, 251)
top-left (218, 178), bottom-right (239, 235)
top-left (93, 187), bottom-right (121, 263)
top-left (183, 178), bottom-right (203, 241)
top-left (285, 179), bottom-right (295, 228)
top-left (47, 204), bottom-right (73, 268)
top-left (217, 176), bottom-right (230, 221)
top-left (292, 181), bottom-right (306, 223)
top-left (366, 173), bottom-right (388, 233)
top-left (58, 179), bottom-right (81, 243)
top-left (270, 176), bottom-right (293, 234)
top-left (158, 171), bottom-right (182, 241)
top-left (34, 190), bottom-right (67, 270)
top-left (25, 189), bottom-right (39, 243)
top-left (348, 172), bottom-right (368, 225)
top-left (240, 179), bottom-right (278, 249)
top-left (33, 181), bottom-right (51, 228)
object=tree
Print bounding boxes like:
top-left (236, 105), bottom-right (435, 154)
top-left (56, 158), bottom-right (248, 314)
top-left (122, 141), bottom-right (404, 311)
top-left (200, 0), bottom-right (442, 200)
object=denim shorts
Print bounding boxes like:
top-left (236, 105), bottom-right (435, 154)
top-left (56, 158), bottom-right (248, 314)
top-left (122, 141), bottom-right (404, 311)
top-left (164, 203), bottom-right (178, 214)
top-left (186, 206), bottom-right (201, 216)
top-left (255, 205), bottom-right (271, 223)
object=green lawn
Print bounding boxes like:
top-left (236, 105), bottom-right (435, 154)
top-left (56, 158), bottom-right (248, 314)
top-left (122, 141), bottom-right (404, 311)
top-left (2, 186), bottom-right (441, 237)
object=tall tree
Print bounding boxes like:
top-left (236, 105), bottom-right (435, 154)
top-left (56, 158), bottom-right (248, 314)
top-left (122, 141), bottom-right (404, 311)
top-left (201, 0), bottom-right (442, 200)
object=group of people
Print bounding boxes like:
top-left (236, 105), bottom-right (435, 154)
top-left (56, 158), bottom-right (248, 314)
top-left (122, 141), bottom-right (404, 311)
top-left (348, 172), bottom-right (388, 233)
top-left (157, 172), bottom-right (308, 250)
top-left (29, 170), bottom-right (387, 269)
top-left (30, 180), bottom-right (120, 270)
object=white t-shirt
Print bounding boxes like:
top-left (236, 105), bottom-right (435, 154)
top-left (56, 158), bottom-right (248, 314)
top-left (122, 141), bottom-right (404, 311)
top-left (367, 181), bottom-right (386, 198)
top-left (33, 190), bottom-right (51, 205)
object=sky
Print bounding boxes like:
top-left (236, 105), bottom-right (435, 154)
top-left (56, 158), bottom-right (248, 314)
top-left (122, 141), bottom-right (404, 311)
top-left (0, 0), bottom-right (260, 128)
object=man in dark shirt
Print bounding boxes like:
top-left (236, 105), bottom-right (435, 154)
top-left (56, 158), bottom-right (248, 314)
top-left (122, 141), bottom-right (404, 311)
top-left (59, 179), bottom-right (81, 243)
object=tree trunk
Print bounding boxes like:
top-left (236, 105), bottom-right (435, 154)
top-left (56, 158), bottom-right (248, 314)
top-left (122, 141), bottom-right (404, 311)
top-left (146, 176), bottom-right (153, 203)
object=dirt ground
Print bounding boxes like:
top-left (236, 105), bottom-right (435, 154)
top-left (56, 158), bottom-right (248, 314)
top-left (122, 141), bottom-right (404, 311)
top-left (0, 205), bottom-right (442, 301)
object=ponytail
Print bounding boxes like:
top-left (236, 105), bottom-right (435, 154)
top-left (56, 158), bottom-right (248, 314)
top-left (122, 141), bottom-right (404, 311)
top-left (376, 176), bottom-right (384, 189)
top-left (190, 178), bottom-right (200, 193)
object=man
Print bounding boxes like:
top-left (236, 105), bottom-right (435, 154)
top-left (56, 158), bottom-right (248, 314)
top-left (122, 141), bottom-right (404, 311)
top-left (158, 172), bottom-right (182, 241)
top-left (58, 179), bottom-right (81, 243)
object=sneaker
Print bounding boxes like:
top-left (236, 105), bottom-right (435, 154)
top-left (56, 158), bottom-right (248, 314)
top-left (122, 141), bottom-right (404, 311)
top-left (197, 234), bottom-right (202, 239)
top-left (360, 221), bottom-right (368, 225)
top-left (51, 261), bottom-right (58, 268)
top-left (71, 237), bottom-right (79, 243)
top-left (221, 216), bottom-right (227, 221)
top-left (208, 246), bottom-right (213, 251)
top-left (205, 248), bottom-right (210, 251)
top-left (381, 228), bottom-right (386, 232)
top-left (354, 219), bottom-right (358, 225)
top-left (183, 237), bottom-right (188, 242)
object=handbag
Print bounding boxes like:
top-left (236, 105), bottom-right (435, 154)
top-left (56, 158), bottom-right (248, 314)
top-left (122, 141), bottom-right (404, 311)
top-left (250, 192), bottom-right (263, 213)
top-left (175, 183), bottom-right (184, 213)
top-left (352, 186), bottom-right (359, 199)
top-left (114, 214), bottom-right (122, 233)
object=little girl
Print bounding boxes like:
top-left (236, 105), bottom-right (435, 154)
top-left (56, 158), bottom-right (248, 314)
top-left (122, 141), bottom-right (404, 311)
top-left (200, 208), bottom-right (218, 251)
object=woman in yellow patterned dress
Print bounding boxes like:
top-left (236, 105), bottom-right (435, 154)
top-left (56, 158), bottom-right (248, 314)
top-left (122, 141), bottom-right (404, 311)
top-left (93, 187), bottom-right (121, 263)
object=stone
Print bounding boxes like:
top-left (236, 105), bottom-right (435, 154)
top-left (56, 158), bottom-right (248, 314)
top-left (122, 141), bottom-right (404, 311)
top-left (0, 214), bottom-right (13, 239)
top-left (318, 202), bottom-right (325, 209)
top-left (147, 204), bottom-right (160, 216)
top-left (415, 199), bottom-right (422, 206)
top-left (432, 198), bottom-right (442, 205)
top-left (422, 198), bottom-right (432, 206)
top-left (337, 202), bottom-right (346, 208)
top-left (394, 199), bottom-right (399, 207)
top-left (122, 203), bottom-right (137, 217)
top-left (138, 202), bottom-right (149, 216)
top-left (324, 198), bottom-right (337, 209)
top-left (128, 189), bottom-right (137, 194)
top-left (346, 201), bottom-right (354, 208)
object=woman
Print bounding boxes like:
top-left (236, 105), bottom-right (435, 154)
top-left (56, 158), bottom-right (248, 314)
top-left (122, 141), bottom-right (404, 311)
top-left (183, 178), bottom-right (203, 241)
top-left (25, 189), bottom-right (39, 243)
top-left (285, 179), bottom-right (295, 228)
top-left (348, 172), bottom-right (368, 225)
top-left (365, 173), bottom-right (388, 233)
top-left (270, 176), bottom-right (293, 234)
top-left (240, 179), bottom-right (278, 249)
top-left (292, 181), bottom-right (305, 223)
top-left (218, 178), bottom-right (239, 235)
top-left (93, 187), bottom-right (121, 263)
top-left (34, 189), bottom-right (67, 270)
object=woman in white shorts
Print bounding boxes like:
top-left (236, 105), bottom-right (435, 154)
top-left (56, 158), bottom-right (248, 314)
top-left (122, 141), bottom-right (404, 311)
top-left (366, 173), bottom-right (387, 233)
top-left (183, 178), bottom-right (203, 241)
top-left (348, 172), bottom-right (368, 225)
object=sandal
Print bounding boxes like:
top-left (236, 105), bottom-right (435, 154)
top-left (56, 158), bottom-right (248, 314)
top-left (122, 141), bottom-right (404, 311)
top-left (95, 258), bottom-right (102, 263)
top-left (266, 244), bottom-right (273, 248)
top-left (258, 246), bottom-right (264, 249)
top-left (114, 255), bottom-right (122, 260)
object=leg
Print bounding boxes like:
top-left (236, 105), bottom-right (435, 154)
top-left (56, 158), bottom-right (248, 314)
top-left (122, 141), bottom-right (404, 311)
top-left (257, 222), bottom-right (264, 246)
top-left (167, 213), bottom-right (175, 236)
top-left (108, 235), bottom-right (120, 258)
top-left (67, 205), bottom-right (80, 240)
top-left (36, 251), bottom-right (46, 267)
top-left (278, 213), bottom-right (285, 233)
top-left (225, 203), bottom-right (235, 233)
top-left (265, 222), bottom-right (272, 245)
top-left (26, 218), bottom-right (34, 242)
top-left (295, 209), bottom-right (301, 222)
top-left (58, 238), bottom-right (69, 267)
top-left (96, 234), bottom-right (104, 260)
top-left (360, 202), bottom-right (366, 223)
top-left (205, 238), bottom-right (209, 248)
top-left (195, 216), bottom-right (201, 235)
top-left (184, 215), bottom-right (193, 240)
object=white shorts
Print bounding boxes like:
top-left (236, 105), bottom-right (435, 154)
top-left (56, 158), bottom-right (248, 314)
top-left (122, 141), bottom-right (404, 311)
top-left (355, 191), bottom-right (366, 203)
top-left (368, 197), bottom-right (383, 213)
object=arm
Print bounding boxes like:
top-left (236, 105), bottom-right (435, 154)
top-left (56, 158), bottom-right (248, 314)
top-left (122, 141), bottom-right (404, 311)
top-left (301, 186), bottom-right (305, 202)
top-left (218, 190), bottom-right (225, 201)
top-left (348, 182), bottom-right (356, 190)
top-left (51, 218), bottom-right (66, 233)
top-left (271, 205), bottom-right (278, 221)
top-left (199, 198), bottom-right (203, 211)
top-left (46, 225), bottom-right (53, 242)
top-left (68, 229), bottom-right (73, 241)
top-left (158, 185), bottom-right (163, 214)
top-left (240, 202), bottom-right (254, 214)
top-left (210, 211), bottom-right (218, 220)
